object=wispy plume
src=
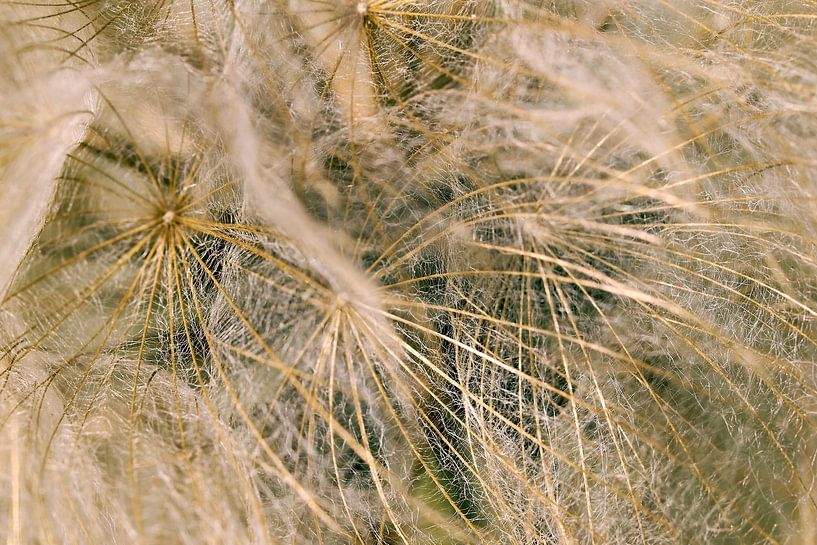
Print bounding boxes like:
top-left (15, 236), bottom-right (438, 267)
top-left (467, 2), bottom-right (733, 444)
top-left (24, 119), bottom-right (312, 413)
top-left (2, 1), bottom-right (817, 544)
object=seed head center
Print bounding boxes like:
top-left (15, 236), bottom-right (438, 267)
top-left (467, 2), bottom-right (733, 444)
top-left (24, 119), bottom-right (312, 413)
top-left (162, 210), bottom-right (176, 225)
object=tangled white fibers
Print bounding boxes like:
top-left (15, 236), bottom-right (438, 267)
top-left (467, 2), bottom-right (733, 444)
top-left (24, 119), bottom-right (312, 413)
top-left (2, 1), bottom-right (817, 544)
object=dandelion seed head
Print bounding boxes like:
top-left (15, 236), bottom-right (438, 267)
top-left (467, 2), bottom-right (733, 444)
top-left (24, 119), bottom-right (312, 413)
top-left (3, 1), bottom-right (817, 544)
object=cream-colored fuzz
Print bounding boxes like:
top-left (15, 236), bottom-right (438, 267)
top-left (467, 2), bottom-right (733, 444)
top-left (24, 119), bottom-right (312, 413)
top-left (287, 0), bottom-right (380, 129)
top-left (2, 1), bottom-right (817, 545)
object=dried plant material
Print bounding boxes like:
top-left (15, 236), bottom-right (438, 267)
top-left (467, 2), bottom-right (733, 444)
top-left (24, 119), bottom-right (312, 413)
top-left (2, 1), bottom-right (817, 544)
